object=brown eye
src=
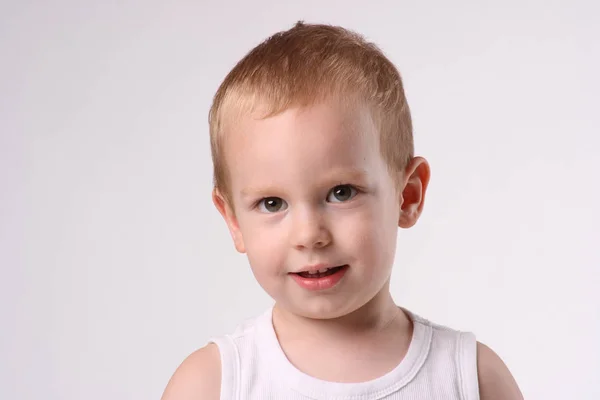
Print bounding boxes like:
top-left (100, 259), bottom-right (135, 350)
top-left (327, 185), bottom-right (357, 203)
top-left (258, 197), bottom-right (287, 213)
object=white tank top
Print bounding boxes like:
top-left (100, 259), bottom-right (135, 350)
top-left (210, 306), bottom-right (479, 399)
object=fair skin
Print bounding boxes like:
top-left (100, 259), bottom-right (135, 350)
top-left (162, 101), bottom-right (523, 400)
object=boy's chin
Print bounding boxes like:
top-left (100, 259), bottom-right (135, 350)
top-left (276, 299), bottom-right (363, 321)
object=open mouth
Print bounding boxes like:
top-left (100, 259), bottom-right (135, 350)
top-left (294, 265), bottom-right (347, 279)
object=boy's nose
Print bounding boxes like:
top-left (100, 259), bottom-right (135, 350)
top-left (290, 208), bottom-right (332, 250)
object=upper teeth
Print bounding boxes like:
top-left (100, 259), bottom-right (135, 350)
top-left (308, 268), bottom-right (329, 274)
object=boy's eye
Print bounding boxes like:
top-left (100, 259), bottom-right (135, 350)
top-left (258, 197), bottom-right (288, 213)
top-left (327, 185), bottom-right (357, 203)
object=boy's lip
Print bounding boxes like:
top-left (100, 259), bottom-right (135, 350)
top-left (290, 263), bottom-right (346, 274)
top-left (289, 265), bottom-right (349, 291)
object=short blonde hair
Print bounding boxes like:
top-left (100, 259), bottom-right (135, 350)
top-left (209, 21), bottom-right (414, 203)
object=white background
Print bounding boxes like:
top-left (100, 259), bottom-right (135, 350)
top-left (1, 1), bottom-right (599, 399)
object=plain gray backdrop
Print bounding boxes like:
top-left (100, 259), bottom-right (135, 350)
top-left (1, 0), bottom-right (599, 399)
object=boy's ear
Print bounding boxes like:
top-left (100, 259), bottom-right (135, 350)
top-left (398, 156), bottom-right (431, 229)
top-left (212, 189), bottom-right (246, 253)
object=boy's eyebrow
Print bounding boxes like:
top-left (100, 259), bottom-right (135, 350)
top-left (240, 185), bottom-right (279, 199)
top-left (322, 167), bottom-right (369, 183)
top-left (239, 168), bottom-right (369, 199)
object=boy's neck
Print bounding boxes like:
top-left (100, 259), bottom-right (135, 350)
top-left (270, 283), bottom-right (414, 383)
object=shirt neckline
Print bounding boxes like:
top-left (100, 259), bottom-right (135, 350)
top-left (256, 306), bottom-right (433, 400)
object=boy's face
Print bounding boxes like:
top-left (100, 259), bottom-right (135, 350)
top-left (214, 101), bottom-right (428, 320)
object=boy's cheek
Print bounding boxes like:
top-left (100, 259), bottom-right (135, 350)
top-left (243, 227), bottom-right (286, 258)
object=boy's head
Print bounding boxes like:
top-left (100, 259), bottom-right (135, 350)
top-left (210, 22), bottom-right (430, 319)
top-left (210, 21), bottom-right (415, 206)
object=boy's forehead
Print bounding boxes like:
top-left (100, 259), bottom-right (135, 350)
top-left (222, 102), bottom-right (386, 190)
top-left (226, 104), bottom-right (376, 157)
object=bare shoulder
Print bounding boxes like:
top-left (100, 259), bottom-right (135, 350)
top-left (161, 343), bottom-right (221, 400)
top-left (476, 341), bottom-right (523, 400)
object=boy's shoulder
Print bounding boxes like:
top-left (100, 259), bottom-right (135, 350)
top-left (476, 341), bottom-right (524, 400)
top-left (408, 309), bottom-right (523, 399)
top-left (160, 312), bottom-right (265, 400)
top-left (160, 343), bottom-right (221, 400)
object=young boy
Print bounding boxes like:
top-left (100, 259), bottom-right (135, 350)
top-left (162, 22), bottom-right (523, 399)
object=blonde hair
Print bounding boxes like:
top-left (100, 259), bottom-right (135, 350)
top-left (209, 21), bottom-right (414, 203)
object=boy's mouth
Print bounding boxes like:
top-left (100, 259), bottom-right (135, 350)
top-left (293, 265), bottom-right (347, 279)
